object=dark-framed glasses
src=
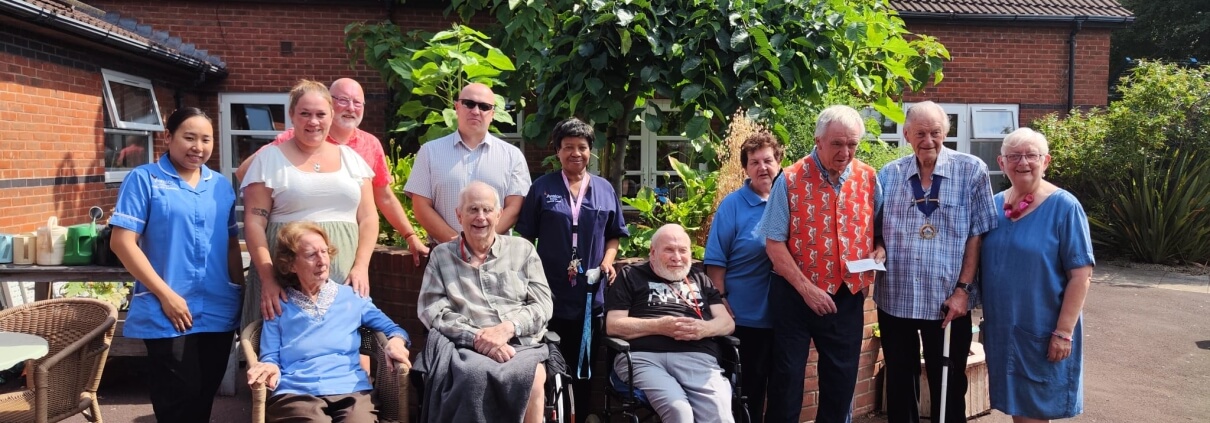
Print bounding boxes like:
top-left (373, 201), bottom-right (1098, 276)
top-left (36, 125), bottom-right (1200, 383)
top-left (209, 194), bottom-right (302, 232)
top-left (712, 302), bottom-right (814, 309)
top-left (333, 96), bottom-right (364, 108)
top-left (1003, 153), bottom-right (1044, 163)
top-left (458, 98), bottom-right (495, 112)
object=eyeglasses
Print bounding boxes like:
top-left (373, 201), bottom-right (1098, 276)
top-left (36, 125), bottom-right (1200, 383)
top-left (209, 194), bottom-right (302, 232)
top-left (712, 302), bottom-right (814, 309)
top-left (458, 98), bottom-right (495, 112)
top-left (333, 96), bottom-right (364, 109)
top-left (1003, 153), bottom-right (1045, 163)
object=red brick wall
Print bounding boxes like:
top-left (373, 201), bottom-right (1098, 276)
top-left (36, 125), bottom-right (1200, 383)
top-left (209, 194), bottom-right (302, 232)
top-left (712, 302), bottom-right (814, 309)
top-left (0, 27), bottom-right (190, 233)
top-left (90, 0), bottom-right (452, 145)
top-left (903, 23), bottom-right (1114, 125)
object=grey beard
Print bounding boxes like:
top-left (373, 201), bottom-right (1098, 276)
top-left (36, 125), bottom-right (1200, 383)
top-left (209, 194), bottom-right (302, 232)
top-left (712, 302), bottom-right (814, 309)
top-left (651, 259), bottom-right (690, 281)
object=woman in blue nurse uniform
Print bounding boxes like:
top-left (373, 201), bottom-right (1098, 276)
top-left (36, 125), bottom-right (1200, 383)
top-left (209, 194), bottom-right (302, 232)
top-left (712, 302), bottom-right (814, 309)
top-left (110, 107), bottom-right (244, 423)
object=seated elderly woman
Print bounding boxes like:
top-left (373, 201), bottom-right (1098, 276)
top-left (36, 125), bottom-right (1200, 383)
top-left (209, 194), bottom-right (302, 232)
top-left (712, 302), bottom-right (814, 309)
top-left (415, 181), bottom-right (554, 423)
top-left (246, 221), bottom-right (411, 422)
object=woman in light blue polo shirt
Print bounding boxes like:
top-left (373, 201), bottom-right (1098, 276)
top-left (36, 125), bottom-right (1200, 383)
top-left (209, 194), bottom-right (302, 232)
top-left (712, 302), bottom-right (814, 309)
top-left (110, 107), bottom-right (243, 423)
top-left (703, 131), bottom-right (784, 423)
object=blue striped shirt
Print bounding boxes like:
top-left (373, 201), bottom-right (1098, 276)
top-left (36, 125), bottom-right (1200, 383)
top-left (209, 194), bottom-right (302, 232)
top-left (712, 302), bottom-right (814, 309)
top-left (874, 148), bottom-right (998, 320)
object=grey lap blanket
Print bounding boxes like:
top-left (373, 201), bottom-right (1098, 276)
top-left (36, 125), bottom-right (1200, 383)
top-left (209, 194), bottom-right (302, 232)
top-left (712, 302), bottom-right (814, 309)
top-left (415, 330), bottom-right (550, 423)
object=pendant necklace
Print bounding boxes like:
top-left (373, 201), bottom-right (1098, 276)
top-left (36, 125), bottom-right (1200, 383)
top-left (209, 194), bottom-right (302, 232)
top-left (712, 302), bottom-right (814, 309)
top-left (910, 174), bottom-right (941, 239)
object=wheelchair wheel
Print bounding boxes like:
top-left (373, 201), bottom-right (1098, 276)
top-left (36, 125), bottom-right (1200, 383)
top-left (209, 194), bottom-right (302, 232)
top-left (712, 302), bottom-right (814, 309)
top-left (545, 374), bottom-right (575, 422)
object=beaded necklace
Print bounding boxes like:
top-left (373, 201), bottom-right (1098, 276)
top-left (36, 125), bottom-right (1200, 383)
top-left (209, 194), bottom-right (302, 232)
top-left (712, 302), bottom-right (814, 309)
top-left (1004, 192), bottom-right (1035, 219)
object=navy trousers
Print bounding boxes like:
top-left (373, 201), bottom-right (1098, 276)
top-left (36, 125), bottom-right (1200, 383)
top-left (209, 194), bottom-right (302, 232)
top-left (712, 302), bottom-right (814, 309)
top-left (878, 309), bottom-right (973, 423)
top-left (764, 275), bottom-right (864, 423)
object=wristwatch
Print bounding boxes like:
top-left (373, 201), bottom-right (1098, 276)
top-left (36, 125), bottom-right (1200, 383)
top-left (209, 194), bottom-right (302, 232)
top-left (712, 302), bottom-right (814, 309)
top-left (955, 281), bottom-right (973, 294)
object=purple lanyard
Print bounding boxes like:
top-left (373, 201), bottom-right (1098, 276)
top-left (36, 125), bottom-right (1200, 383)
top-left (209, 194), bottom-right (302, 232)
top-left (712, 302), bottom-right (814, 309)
top-left (561, 172), bottom-right (590, 251)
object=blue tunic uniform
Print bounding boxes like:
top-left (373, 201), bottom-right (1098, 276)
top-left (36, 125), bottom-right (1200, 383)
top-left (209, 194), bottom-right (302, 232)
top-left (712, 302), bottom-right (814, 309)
top-left (111, 155), bottom-right (241, 339)
top-left (980, 189), bottom-right (1094, 419)
top-left (516, 172), bottom-right (628, 319)
top-left (703, 180), bottom-right (772, 328)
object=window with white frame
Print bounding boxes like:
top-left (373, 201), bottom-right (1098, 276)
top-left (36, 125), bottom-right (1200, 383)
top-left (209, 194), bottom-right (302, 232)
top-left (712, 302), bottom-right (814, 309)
top-left (877, 103), bottom-right (1018, 189)
top-left (101, 69), bottom-right (162, 182)
top-left (491, 102), bottom-right (524, 151)
top-left (219, 93), bottom-right (289, 224)
top-left (620, 100), bottom-right (693, 201)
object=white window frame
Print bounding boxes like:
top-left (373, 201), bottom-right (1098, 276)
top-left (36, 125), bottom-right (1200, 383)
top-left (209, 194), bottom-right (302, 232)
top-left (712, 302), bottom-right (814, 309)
top-left (218, 93), bottom-right (290, 181)
top-left (970, 104), bottom-right (1019, 139)
top-left (100, 69), bottom-right (164, 132)
top-left (618, 99), bottom-right (694, 205)
top-left (102, 128), bottom-right (155, 183)
top-left (492, 106), bottom-right (525, 151)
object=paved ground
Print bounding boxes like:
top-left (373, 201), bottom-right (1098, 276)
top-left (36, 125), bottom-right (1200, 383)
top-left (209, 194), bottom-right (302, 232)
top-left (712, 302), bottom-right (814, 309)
top-left (54, 263), bottom-right (1209, 423)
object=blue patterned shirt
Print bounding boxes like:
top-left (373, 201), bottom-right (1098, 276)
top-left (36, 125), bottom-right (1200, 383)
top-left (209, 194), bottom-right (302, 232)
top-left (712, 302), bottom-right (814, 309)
top-left (874, 148), bottom-right (998, 320)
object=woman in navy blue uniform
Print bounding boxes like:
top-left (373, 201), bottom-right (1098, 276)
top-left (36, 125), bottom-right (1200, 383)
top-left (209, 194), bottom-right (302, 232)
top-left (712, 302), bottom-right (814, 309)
top-left (516, 117), bottom-right (628, 421)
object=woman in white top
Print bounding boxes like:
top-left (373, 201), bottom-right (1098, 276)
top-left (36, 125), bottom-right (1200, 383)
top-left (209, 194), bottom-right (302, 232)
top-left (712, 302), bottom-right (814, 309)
top-left (241, 79), bottom-right (378, 327)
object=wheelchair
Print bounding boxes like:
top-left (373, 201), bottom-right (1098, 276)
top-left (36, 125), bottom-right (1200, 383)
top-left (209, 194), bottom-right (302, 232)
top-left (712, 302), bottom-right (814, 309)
top-left (599, 335), bottom-right (751, 423)
top-left (410, 331), bottom-right (576, 423)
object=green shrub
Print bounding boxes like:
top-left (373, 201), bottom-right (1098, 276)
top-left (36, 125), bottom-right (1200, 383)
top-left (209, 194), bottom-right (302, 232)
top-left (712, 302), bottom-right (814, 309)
top-left (1091, 149), bottom-right (1210, 264)
top-left (378, 139), bottom-right (426, 247)
top-left (618, 157), bottom-right (717, 260)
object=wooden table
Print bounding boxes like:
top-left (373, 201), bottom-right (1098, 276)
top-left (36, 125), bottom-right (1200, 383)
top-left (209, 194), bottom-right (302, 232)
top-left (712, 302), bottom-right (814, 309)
top-left (0, 264), bottom-right (136, 305)
top-left (0, 331), bottom-right (49, 370)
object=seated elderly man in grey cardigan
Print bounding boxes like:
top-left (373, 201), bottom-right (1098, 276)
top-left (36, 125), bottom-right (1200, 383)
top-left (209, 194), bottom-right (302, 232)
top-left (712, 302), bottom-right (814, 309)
top-left (415, 181), bottom-right (554, 423)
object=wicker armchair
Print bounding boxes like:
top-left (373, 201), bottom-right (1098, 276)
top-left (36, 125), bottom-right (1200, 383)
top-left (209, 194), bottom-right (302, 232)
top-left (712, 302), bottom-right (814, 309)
top-left (0, 298), bottom-right (118, 423)
top-left (240, 321), bottom-right (409, 423)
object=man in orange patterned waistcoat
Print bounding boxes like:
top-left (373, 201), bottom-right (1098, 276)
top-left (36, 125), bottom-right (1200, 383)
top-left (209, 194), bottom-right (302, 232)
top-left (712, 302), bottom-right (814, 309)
top-left (758, 105), bottom-right (885, 423)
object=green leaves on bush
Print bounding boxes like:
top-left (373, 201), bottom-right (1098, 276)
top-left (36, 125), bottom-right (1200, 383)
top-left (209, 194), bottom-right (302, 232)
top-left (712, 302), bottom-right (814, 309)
top-left (1091, 149), bottom-right (1210, 264)
top-left (347, 23), bottom-right (515, 144)
top-left (619, 157), bottom-right (717, 259)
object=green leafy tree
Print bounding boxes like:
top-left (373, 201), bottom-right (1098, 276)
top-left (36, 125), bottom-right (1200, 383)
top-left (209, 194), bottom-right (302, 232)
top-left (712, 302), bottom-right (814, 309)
top-left (346, 23), bottom-right (516, 144)
top-left (1111, 0), bottom-right (1210, 78)
top-left (447, 0), bottom-right (948, 187)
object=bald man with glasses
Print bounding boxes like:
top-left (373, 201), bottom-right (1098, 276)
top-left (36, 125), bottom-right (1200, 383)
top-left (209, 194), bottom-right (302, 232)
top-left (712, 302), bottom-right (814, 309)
top-left (405, 83), bottom-right (531, 244)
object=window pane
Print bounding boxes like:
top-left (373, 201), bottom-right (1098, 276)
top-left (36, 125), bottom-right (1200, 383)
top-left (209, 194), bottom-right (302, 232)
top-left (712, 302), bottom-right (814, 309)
top-left (107, 81), bottom-right (160, 126)
top-left (660, 110), bottom-right (688, 135)
top-left (973, 109), bottom-right (1016, 138)
top-left (861, 108), bottom-right (898, 134)
top-left (620, 174), bottom-right (644, 198)
top-left (943, 141), bottom-right (957, 151)
top-left (655, 140), bottom-right (688, 171)
top-left (624, 138), bottom-right (643, 171)
top-left (232, 104), bottom-right (286, 131)
top-left (105, 132), bottom-right (151, 169)
top-left (232, 135), bottom-right (276, 169)
top-left (947, 114), bottom-right (959, 138)
top-left (970, 140), bottom-right (1002, 170)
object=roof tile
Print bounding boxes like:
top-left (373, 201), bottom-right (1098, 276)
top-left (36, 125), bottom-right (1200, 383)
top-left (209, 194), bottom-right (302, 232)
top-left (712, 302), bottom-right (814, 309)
top-left (890, 0), bottom-right (1133, 18)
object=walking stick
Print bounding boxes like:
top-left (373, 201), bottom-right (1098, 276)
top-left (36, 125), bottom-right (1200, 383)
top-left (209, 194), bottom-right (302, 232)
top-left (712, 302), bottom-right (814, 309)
top-left (939, 305), bottom-right (952, 423)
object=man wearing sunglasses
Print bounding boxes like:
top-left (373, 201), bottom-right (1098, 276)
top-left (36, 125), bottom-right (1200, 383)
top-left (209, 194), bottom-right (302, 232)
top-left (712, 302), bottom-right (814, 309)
top-left (405, 83), bottom-right (531, 244)
top-left (235, 78), bottom-right (431, 264)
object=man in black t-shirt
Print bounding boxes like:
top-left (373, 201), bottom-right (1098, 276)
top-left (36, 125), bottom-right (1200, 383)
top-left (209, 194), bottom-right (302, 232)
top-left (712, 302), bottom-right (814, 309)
top-left (605, 224), bottom-right (736, 423)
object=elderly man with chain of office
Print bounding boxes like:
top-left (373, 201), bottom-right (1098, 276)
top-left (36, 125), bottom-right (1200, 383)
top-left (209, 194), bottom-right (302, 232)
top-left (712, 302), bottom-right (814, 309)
top-left (876, 101), bottom-right (998, 423)
top-left (759, 105), bottom-right (885, 423)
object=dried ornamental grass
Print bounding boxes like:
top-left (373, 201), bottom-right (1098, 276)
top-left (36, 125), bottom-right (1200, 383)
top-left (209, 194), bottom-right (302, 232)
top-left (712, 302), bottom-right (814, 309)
top-left (713, 110), bottom-right (768, 212)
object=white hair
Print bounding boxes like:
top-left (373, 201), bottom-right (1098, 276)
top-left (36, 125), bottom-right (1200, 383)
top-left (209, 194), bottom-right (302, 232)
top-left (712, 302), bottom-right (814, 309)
top-left (458, 181), bottom-right (501, 209)
top-left (1001, 127), bottom-right (1050, 155)
top-left (813, 105), bottom-right (865, 138)
top-left (904, 101), bottom-right (950, 134)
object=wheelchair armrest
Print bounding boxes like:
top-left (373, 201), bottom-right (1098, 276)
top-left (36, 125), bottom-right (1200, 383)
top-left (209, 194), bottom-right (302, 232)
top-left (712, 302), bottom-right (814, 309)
top-left (603, 336), bottom-right (631, 352)
top-left (720, 335), bottom-right (741, 347)
top-left (543, 331), bottom-right (562, 345)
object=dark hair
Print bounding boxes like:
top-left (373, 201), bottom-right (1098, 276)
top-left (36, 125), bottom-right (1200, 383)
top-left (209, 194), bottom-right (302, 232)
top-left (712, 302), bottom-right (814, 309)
top-left (273, 221), bottom-right (339, 290)
top-left (550, 118), bottom-right (595, 149)
top-left (739, 131), bottom-right (785, 165)
top-left (165, 107), bottom-right (211, 134)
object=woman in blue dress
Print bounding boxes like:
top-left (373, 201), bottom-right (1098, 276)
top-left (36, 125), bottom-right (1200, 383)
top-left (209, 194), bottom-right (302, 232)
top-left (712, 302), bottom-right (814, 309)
top-left (516, 117), bottom-right (628, 421)
top-left (110, 107), bottom-right (243, 423)
top-left (980, 128), bottom-right (1094, 422)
